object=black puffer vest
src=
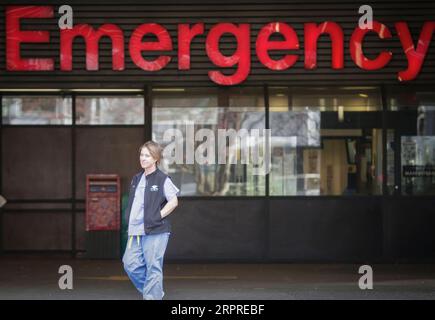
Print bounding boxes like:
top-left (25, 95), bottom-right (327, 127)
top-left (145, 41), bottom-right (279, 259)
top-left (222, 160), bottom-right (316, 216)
top-left (125, 168), bottom-right (171, 235)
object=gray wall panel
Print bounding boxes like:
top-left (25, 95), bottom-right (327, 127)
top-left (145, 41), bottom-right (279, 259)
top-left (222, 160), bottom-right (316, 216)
top-left (268, 198), bottom-right (383, 262)
top-left (2, 128), bottom-right (71, 199)
top-left (166, 199), bottom-right (265, 260)
top-left (384, 197), bottom-right (435, 261)
top-left (2, 211), bottom-right (71, 250)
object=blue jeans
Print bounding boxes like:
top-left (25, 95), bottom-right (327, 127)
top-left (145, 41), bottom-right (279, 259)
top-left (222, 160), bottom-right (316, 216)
top-left (122, 232), bottom-right (170, 300)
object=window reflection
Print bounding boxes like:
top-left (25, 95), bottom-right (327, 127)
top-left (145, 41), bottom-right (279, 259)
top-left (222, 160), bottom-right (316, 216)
top-left (2, 96), bottom-right (72, 125)
top-left (152, 88), bottom-right (265, 196)
top-left (76, 96), bottom-right (144, 125)
top-left (269, 87), bottom-right (383, 196)
top-left (388, 88), bottom-right (435, 195)
top-left (270, 87), bottom-right (381, 112)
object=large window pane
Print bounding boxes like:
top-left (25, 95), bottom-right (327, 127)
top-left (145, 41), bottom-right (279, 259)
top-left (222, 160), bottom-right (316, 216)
top-left (269, 87), bottom-right (383, 196)
top-left (152, 88), bottom-right (265, 196)
top-left (2, 96), bottom-right (72, 125)
top-left (76, 96), bottom-right (144, 125)
top-left (387, 88), bottom-right (435, 195)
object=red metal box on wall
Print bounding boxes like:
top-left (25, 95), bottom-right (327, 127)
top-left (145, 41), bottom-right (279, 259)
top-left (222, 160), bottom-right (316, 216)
top-left (86, 174), bottom-right (120, 231)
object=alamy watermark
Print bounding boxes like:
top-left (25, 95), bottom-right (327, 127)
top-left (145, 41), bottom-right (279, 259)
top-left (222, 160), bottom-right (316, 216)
top-left (58, 265), bottom-right (73, 290)
top-left (358, 265), bottom-right (373, 290)
top-left (161, 122), bottom-right (271, 175)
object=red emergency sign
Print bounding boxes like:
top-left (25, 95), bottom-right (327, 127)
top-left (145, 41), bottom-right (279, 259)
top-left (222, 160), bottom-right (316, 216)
top-left (5, 5), bottom-right (435, 85)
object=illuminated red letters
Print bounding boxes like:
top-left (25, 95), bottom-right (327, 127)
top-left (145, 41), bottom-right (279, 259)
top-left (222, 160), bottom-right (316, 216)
top-left (6, 6), bottom-right (54, 71)
top-left (60, 24), bottom-right (125, 71)
top-left (5, 5), bottom-right (435, 84)
top-left (206, 23), bottom-right (250, 85)
top-left (178, 23), bottom-right (204, 70)
top-left (256, 22), bottom-right (299, 70)
top-left (129, 23), bottom-right (173, 71)
top-left (350, 21), bottom-right (392, 70)
top-left (395, 21), bottom-right (435, 81)
top-left (304, 22), bottom-right (344, 69)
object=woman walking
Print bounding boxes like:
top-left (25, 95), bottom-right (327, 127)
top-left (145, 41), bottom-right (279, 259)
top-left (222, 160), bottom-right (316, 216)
top-left (122, 141), bottom-right (179, 300)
